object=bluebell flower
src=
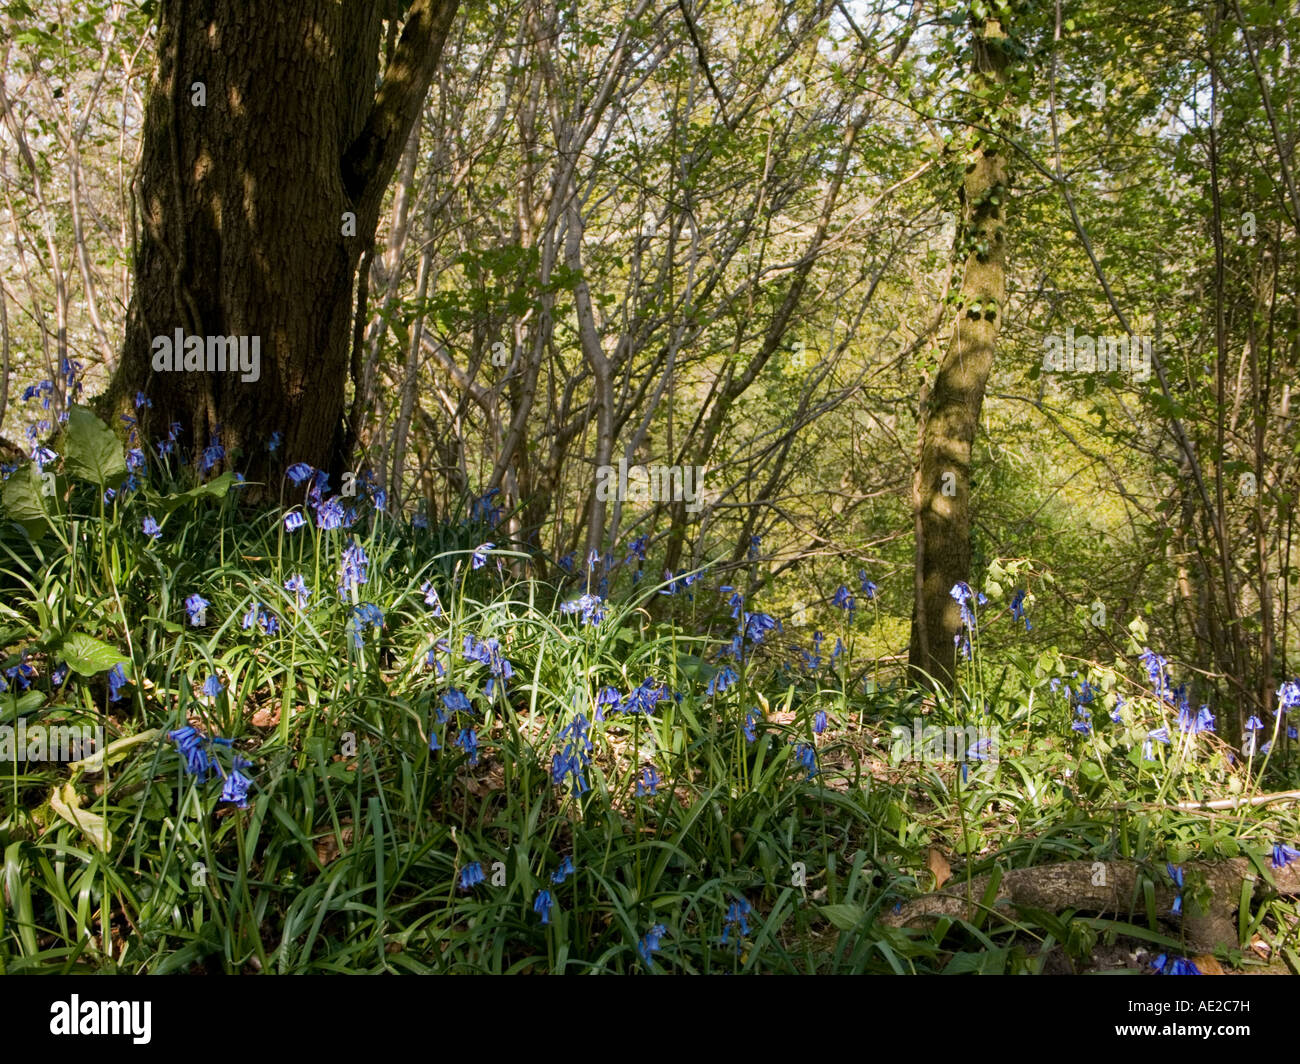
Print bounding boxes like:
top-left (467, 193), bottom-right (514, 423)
top-left (560, 592), bottom-right (607, 626)
top-left (220, 757), bottom-right (253, 808)
top-left (1277, 680), bottom-right (1300, 713)
top-left (442, 688), bottom-right (472, 715)
top-left (421, 581), bottom-right (443, 614)
top-left (471, 542), bottom-right (495, 570)
top-left (50, 664), bottom-right (67, 688)
top-left (459, 862), bottom-right (485, 890)
top-left (595, 686), bottom-right (621, 721)
top-left (259, 610), bottom-right (280, 635)
top-left (198, 436), bottom-right (225, 475)
top-left (168, 726), bottom-right (213, 780)
top-left (1143, 726), bottom-right (1171, 760)
top-left (1177, 702), bottom-right (1215, 735)
top-left (557, 551), bottom-right (576, 574)
top-left (202, 675), bottom-right (224, 698)
top-left (832, 585), bottom-right (855, 614)
top-left (1272, 843), bottom-right (1300, 869)
top-left (428, 729), bottom-right (441, 751)
top-left (267, 431), bottom-right (283, 453)
top-left (338, 541), bottom-right (369, 595)
top-left (1150, 954), bottom-right (1200, 975)
top-left (743, 707), bottom-right (762, 743)
top-left (1140, 648), bottom-right (1171, 700)
top-left (4, 658), bottom-right (35, 691)
top-left (721, 898), bottom-right (752, 945)
top-left (1111, 695), bottom-right (1125, 724)
top-left (859, 571), bottom-right (878, 599)
top-left (623, 677), bottom-right (667, 715)
top-left (950, 582), bottom-right (977, 629)
top-left (348, 603), bottom-right (384, 648)
top-left (636, 764), bottom-right (661, 797)
top-left (793, 742), bottom-right (818, 780)
top-left (534, 889), bottom-right (553, 925)
top-left (552, 856), bottom-right (575, 884)
top-left (284, 574), bottom-right (310, 608)
top-left (241, 603), bottom-right (260, 630)
top-left (1167, 863), bottom-right (1184, 914)
top-left (183, 594), bottom-right (208, 627)
top-left (29, 443), bottom-right (57, 468)
top-left (743, 611), bottom-right (781, 646)
top-left (142, 515), bottom-right (161, 539)
top-left (316, 496), bottom-right (347, 530)
top-left (108, 663), bottom-right (129, 702)
top-left (1246, 715), bottom-right (1264, 732)
top-left (412, 512), bottom-right (429, 530)
top-left (286, 462), bottom-right (313, 485)
top-left (637, 923), bottom-right (667, 969)
top-left (707, 666), bottom-right (738, 697)
top-left (134, 391), bottom-right (152, 410)
top-left (457, 728), bottom-right (480, 766)
top-left (284, 510), bottom-right (306, 532)
top-left (1010, 587), bottom-right (1031, 630)
top-left (813, 710), bottom-right (828, 735)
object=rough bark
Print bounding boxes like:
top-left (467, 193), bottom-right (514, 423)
top-left (104, 0), bottom-right (458, 493)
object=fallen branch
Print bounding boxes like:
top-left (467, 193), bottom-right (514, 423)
top-left (883, 858), bottom-right (1300, 951)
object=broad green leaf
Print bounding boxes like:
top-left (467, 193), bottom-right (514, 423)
top-left (57, 634), bottom-right (129, 677)
top-left (819, 903), bottom-right (865, 932)
top-left (62, 405), bottom-right (126, 484)
top-left (155, 472), bottom-right (238, 514)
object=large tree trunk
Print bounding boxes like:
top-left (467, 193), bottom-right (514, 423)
top-left (908, 16), bottom-right (1013, 690)
top-left (104, 0), bottom-right (458, 493)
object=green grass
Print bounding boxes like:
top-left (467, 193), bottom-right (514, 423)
top-left (0, 407), bottom-right (1297, 974)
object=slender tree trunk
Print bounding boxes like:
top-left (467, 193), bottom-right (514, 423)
top-left (908, 15), bottom-right (1013, 690)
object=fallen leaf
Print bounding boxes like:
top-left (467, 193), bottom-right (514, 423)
top-left (927, 847), bottom-right (952, 889)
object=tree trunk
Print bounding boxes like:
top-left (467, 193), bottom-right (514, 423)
top-left (103, 0), bottom-right (458, 493)
top-left (908, 16), bottom-right (1013, 690)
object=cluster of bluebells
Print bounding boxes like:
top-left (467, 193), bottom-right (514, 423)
top-left (166, 726), bottom-right (253, 807)
top-left (551, 714), bottom-right (593, 796)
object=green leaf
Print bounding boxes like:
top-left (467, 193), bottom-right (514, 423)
top-left (155, 472), bottom-right (238, 514)
top-left (0, 464), bottom-right (54, 536)
top-left (57, 634), bottom-right (129, 677)
top-left (62, 405), bottom-right (126, 484)
top-left (819, 903), bottom-right (865, 931)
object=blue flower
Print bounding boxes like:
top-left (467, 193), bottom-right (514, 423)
top-left (241, 603), bottom-right (260, 630)
top-left (1177, 702), bottom-right (1215, 735)
top-left (202, 675), bottom-right (224, 698)
top-left (168, 726), bottom-right (213, 780)
top-left (1272, 843), bottom-right (1300, 869)
top-left (595, 686), bottom-right (621, 721)
top-left (832, 585), bottom-right (855, 614)
top-left (108, 663), bottom-right (129, 702)
top-left (534, 889), bottom-right (553, 925)
top-left (267, 431), bottom-right (283, 453)
top-left (743, 707), bottom-right (762, 743)
top-left (721, 898), bottom-right (752, 946)
top-left (428, 729), bottom-right (441, 751)
top-left (259, 610), bottom-right (280, 635)
top-left (442, 688), bottom-right (472, 715)
top-left (1150, 954), bottom-right (1200, 975)
top-left (858, 572), bottom-right (878, 599)
top-left (1142, 726), bottom-right (1171, 760)
top-left (707, 666), bottom-right (738, 697)
top-left (126, 447), bottom-right (146, 472)
top-left (286, 462), bottom-right (314, 485)
top-left (743, 611), bottom-right (781, 646)
top-left (284, 510), bottom-right (306, 532)
top-left (560, 592), bottom-right (607, 626)
top-left (134, 391), bottom-right (152, 410)
top-left (315, 496), bottom-right (347, 530)
top-left (792, 742), bottom-right (818, 780)
top-left (636, 764), bottom-right (661, 797)
top-left (457, 728), bottom-right (480, 766)
top-left (181, 594), bottom-right (209, 627)
top-left (348, 603), bottom-right (384, 648)
top-left (198, 437), bottom-right (225, 475)
top-left (284, 574), bottom-right (310, 608)
top-left (637, 923), bottom-right (667, 969)
top-left (142, 515), bottom-right (162, 539)
top-left (1277, 680), bottom-right (1300, 713)
top-left (1167, 863), bottom-right (1184, 914)
top-left (471, 542), bottom-right (495, 570)
top-left (623, 677), bottom-right (667, 715)
top-left (421, 581), bottom-right (443, 614)
top-left (338, 541), bottom-right (369, 595)
top-left (1010, 588), bottom-right (1031, 631)
top-left (950, 582), bottom-right (979, 629)
top-left (459, 862), bottom-right (485, 890)
top-left (551, 856), bottom-right (576, 884)
top-left (1139, 648), bottom-right (1171, 700)
top-left (220, 757), bottom-right (253, 808)
top-left (813, 710), bottom-right (828, 735)
top-left (1246, 715), bottom-right (1264, 732)
top-left (4, 657), bottom-right (35, 691)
